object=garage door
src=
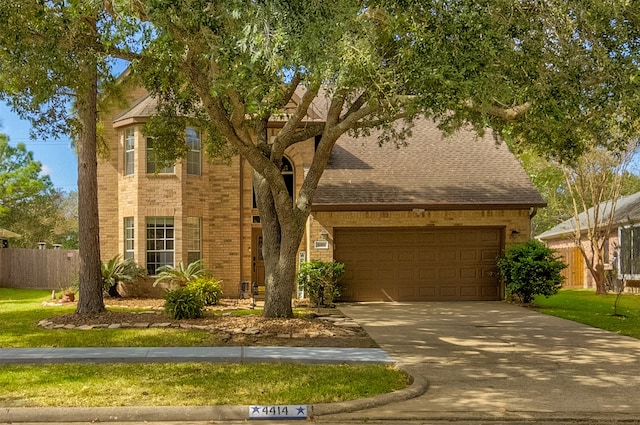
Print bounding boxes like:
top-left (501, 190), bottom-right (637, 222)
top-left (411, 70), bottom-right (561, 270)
top-left (334, 227), bottom-right (503, 301)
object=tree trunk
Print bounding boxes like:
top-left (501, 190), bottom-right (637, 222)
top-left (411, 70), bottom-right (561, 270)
top-left (254, 171), bottom-right (307, 318)
top-left (593, 263), bottom-right (607, 295)
top-left (75, 53), bottom-right (105, 315)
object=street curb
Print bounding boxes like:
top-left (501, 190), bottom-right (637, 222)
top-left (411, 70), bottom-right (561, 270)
top-left (0, 371), bottom-right (427, 423)
top-left (311, 370), bottom-right (429, 417)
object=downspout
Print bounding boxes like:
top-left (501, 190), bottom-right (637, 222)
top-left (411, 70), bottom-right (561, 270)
top-left (239, 157), bottom-right (244, 283)
top-left (306, 215), bottom-right (312, 262)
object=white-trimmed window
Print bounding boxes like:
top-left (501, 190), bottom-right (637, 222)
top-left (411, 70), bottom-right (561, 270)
top-left (187, 217), bottom-right (202, 264)
top-left (124, 217), bottom-right (134, 260)
top-left (146, 217), bottom-right (174, 275)
top-left (146, 137), bottom-right (175, 174)
top-left (186, 127), bottom-right (201, 176)
top-left (124, 129), bottom-right (135, 176)
top-left (619, 226), bottom-right (640, 279)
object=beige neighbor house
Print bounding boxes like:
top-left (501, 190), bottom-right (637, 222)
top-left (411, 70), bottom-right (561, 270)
top-left (537, 191), bottom-right (640, 291)
top-left (97, 87), bottom-right (546, 302)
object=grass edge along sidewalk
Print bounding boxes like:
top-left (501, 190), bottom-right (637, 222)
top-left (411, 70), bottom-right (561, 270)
top-left (0, 288), bottom-right (409, 408)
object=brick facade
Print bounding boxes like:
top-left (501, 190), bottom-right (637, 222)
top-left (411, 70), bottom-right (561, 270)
top-left (98, 88), bottom-right (541, 300)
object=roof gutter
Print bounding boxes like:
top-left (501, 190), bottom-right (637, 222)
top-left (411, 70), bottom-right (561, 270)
top-left (311, 202), bottom-right (548, 213)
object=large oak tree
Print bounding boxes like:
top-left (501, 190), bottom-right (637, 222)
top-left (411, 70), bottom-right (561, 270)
top-left (133, 0), bottom-right (640, 317)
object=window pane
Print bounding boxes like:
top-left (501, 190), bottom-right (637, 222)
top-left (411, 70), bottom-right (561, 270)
top-left (146, 217), bottom-right (175, 275)
top-left (124, 217), bottom-right (134, 259)
top-left (124, 129), bottom-right (135, 176)
top-left (146, 137), bottom-right (175, 174)
top-left (186, 127), bottom-right (201, 176)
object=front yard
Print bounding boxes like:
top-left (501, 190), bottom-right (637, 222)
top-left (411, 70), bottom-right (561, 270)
top-left (0, 288), bottom-right (406, 407)
top-left (533, 289), bottom-right (640, 339)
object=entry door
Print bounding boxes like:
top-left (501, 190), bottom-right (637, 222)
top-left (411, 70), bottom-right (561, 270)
top-left (251, 227), bottom-right (265, 286)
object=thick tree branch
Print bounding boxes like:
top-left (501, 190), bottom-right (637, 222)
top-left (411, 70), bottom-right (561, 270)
top-left (272, 82), bottom-right (320, 160)
top-left (105, 46), bottom-right (141, 62)
top-left (464, 100), bottom-right (531, 121)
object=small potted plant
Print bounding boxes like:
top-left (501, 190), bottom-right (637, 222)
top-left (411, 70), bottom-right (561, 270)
top-left (61, 288), bottom-right (76, 303)
top-left (60, 279), bottom-right (79, 303)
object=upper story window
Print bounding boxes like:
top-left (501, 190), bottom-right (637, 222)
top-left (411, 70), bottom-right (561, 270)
top-left (146, 137), bottom-right (175, 174)
top-left (124, 129), bottom-right (135, 176)
top-left (252, 156), bottom-right (294, 209)
top-left (186, 127), bottom-right (202, 176)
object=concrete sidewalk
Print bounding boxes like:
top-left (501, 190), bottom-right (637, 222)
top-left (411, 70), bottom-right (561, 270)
top-left (0, 345), bottom-right (422, 424)
top-left (0, 346), bottom-right (393, 365)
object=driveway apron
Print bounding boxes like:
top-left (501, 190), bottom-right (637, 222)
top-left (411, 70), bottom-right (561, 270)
top-left (332, 302), bottom-right (640, 423)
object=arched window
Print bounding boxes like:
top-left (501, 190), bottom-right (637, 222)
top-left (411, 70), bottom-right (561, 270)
top-left (253, 156), bottom-right (295, 209)
top-left (281, 156), bottom-right (294, 199)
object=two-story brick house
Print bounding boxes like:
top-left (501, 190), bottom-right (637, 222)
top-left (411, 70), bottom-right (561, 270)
top-left (97, 87), bottom-right (545, 302)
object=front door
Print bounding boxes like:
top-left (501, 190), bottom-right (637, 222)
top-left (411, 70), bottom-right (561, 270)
top-left (251, 227), bottom-right (265, 287)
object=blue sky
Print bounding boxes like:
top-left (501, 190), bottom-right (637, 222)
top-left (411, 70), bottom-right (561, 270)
top-left (0, 102), bottom-right (78, 192)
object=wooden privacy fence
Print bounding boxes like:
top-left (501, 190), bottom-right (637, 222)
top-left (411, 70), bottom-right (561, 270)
top-left (0, 248), bottom-right (80, 290)
top-left (555, 246), bottom-right (585, 288)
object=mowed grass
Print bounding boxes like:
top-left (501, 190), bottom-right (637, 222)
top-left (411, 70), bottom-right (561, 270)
top-left (533, 289), bottom-right (640, 339)
top-left (0, 288), bottom-right (408, 407)
top-left (0, 288), bottom-right (222, 347)
top-left (0, 363), bottom-right (408, 407)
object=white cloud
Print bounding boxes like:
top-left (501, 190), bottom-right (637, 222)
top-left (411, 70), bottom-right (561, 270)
top-left (39, 164), bottom-right (53, 177)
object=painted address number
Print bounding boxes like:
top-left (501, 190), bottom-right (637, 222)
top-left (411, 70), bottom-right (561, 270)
top-left (249, 405), bottom-right (308, 419)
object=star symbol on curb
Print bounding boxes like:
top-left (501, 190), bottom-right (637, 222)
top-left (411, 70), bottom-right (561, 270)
top-left (251, 406), bottom-right (260, 414)
top-left (297, 406), bottom-right (306, 415)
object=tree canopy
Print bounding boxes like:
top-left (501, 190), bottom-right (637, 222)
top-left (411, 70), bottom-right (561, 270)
top-left (2, 1), bottom-right (639, 315)
top-left (130, 0), bottom-right (640, 316)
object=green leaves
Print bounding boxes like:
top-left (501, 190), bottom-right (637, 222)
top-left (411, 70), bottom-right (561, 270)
top-left (497, 240), bottom-right (567, 304)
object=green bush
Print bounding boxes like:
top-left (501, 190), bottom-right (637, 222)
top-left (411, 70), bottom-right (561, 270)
top-left (497, 239), bottom-right (567, 304)
top-left (164, 287), bottom-right (205, 319)
top-left (101, 255), bottom-right (146, 298)
top-left (186, 276), bottom-right (223, 306)
top-left (153, 259), bottom-right (208, 288)
top-left (297, 260), bottom-right (345, 307)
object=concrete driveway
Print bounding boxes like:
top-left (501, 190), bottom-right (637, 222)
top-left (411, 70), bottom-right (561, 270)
top-left (327, 302), bottom-right (640, 423)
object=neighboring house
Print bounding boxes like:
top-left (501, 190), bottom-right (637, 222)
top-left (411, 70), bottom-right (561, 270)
top-left (537, 191), bottom-right (640, 290)
top-left (97, 88), bottom-right (545, 302)
top-left (0, 227), bottom-right (20, 248)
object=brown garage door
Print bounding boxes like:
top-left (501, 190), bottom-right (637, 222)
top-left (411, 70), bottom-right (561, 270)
top-left (334, 227), bottom-right (503, 301)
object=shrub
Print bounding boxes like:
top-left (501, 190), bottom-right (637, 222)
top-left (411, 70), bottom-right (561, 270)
top-left (497, 239), bottom-right (567, 304)
top-left (187, 276), bottom-right (223, 306)
top-left (101, 255), bottom-right (146, 297)
top-left (164, 287), bottom-right (205, 319)
top-left (297, 260), bottom-right (345, 307)
top-left (153, 259), bottom-right (208, 288)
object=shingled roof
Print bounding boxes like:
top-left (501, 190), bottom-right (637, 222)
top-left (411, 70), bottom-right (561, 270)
top-left (537, 191), bottom-right (640, 240)
top-left (313, 117), bottom-right (546, 210)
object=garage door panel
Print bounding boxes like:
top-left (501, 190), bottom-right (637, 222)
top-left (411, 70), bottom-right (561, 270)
top-left (335, 227), bottom-right (502, 302)
top-left (439, 251), bottom-right (457, 262)
top-left (439, 286), bottom-right (457, 297)
top-left (460, 267), bottom-right (479, 279)
top-left (460, 285), bottom-right (479, 297)
top-left (460, 250), bottom-right (479, 262)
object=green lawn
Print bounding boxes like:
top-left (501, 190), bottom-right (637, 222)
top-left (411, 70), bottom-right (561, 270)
top-left (0, 288), bottom-right (408, 407)
top-left (533, 289), bottom-right (640, 339)
top-left (0, 288), bottom-right (223, 347)
top-left (0, 363), bottom-right (407, 407)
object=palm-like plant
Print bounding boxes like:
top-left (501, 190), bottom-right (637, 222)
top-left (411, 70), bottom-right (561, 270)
top-left (152, 259), bottom-right (208, 288)
top-left (101, 255), bottom-right (146, 297)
